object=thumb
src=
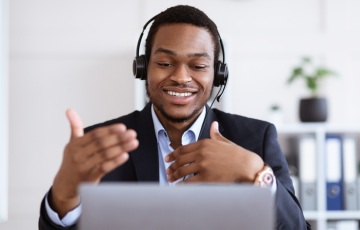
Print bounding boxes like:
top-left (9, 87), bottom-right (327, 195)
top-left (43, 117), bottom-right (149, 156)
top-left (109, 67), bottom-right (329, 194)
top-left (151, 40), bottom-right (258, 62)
top-left (210, 121), bottom-right (231, 143)
top-left (66, 109), bottom-right (84, 139)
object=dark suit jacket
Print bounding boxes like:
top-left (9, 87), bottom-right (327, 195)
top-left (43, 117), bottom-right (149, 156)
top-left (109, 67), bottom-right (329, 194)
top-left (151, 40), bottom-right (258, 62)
top-left (39, 103), bottom-right (311, 230)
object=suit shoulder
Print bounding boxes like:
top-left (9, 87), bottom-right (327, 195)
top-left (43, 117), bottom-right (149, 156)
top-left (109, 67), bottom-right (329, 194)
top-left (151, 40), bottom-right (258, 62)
top-left (213, 109), bottom-right (273, 134)
top-left (84, 110), bottom-right (140, 133)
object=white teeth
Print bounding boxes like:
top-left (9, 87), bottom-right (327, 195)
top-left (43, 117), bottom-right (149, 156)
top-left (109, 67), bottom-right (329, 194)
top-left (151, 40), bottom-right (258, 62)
top-left (167, 91), bottom-right (193, 97)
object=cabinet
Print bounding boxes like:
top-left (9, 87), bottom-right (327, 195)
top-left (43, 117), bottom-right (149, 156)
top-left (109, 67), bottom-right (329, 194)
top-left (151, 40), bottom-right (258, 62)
top-left (277, 123), bottom-right (360, 230)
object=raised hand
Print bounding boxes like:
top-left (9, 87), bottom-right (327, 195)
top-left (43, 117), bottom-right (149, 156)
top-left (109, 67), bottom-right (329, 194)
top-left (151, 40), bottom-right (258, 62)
top-left (50, 109), bottom-right (139, 218)
top-left (165, 121), bottom-right (264, 184)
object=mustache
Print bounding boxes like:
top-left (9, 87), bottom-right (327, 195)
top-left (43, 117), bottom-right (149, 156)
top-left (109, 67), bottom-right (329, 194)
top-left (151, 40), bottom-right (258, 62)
top-left (162, 83), bottom-right (199, 90)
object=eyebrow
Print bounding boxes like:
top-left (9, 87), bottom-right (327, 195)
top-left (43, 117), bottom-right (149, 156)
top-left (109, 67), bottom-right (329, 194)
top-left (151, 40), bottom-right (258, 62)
top-left (154, 48), bottom-right (176, 56)
top-left (153, 47), bottom-right (211, 60)
top-left (187, 52), bottom-right (211, 60)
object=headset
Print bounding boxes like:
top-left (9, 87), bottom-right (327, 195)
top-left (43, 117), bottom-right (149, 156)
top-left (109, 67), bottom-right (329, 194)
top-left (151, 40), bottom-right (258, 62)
top-left (133, 14), bottom-right (229, 182)
top-left (132, 14), bottom-right (229, 103)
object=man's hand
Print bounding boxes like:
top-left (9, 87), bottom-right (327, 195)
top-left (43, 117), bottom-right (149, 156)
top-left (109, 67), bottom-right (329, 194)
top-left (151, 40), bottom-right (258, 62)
top-left (50, 109), bottom-right (139, 218)
top-left (165, 121), bottom-right (264, 184)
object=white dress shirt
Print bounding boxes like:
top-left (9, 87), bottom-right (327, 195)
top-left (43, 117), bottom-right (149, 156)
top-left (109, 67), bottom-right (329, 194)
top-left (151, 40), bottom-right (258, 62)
top-left (45, 105), bottom-right (277, 226)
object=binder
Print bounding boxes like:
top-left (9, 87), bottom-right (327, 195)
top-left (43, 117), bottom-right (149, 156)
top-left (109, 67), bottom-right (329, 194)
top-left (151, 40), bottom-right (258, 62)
top-left (326, 135), bottom-right (343, 210)
top-left (342, 135), bottom-right (358, 210)
top-left (285, 145), bottom-right (300, 199)
top-left (299, 136), bottom-right (317, 210)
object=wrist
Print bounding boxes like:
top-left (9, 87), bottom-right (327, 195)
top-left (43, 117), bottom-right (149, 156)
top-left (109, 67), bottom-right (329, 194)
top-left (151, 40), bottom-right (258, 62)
top-left (50, 188), bottom-right (80, 219)
top-left (254, 163), bottom-right (275, 188)
top-left (240, 152), bottom-right (264, 182)
top-left (51, 176), bottom-right (80, 218)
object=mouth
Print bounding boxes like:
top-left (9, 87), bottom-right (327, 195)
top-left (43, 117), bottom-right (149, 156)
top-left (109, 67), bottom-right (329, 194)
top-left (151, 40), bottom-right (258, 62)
top-left (165, 91), bottom-right (195, 97)
top-left (163, 89), bottom-right (198, 105)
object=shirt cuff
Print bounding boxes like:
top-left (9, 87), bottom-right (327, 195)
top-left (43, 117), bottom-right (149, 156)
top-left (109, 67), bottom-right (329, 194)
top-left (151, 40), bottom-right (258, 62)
top-left (45, 192), bottom-right (82, 227)
top-left (270, 177), bottom-right (277, 195)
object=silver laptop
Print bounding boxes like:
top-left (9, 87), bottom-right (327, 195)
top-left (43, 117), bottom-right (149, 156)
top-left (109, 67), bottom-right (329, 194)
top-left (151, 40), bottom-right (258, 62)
top-left (79, 183), bottom-right (274, 230)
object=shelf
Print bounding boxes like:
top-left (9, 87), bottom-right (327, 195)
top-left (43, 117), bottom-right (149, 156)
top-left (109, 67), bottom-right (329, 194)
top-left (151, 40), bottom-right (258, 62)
top-left (304, 211), bottom-right (360, 220)
top-left (278, 124), bottom-right (360, 230)
top-left (276, 123), bottom-right (360, 134)
top-left (304, 211), bottom-right (319, 220)
top-left (326, 211), bottom-right (360, 220)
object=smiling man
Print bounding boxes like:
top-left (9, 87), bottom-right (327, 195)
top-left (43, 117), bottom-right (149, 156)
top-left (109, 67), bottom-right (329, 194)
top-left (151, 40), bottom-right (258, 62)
top-left (39, 5), bottom-right (310, 230)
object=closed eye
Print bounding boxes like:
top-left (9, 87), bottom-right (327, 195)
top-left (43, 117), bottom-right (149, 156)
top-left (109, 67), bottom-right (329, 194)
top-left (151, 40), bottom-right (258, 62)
top-left (157, 63), bottom-right (173, 67)
top-left (192, 66), bottom-right (207, 70)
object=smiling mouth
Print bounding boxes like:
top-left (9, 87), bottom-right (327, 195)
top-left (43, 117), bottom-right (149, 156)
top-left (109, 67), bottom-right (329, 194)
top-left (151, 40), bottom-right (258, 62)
top-left (166, 90), bottom-right (195, 97)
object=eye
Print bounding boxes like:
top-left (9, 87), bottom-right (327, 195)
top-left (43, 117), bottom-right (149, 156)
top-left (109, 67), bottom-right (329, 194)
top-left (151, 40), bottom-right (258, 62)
top-left (157, 63), bottom-right (173, 67)
top-left (192, 66), bottom-right (206, 70)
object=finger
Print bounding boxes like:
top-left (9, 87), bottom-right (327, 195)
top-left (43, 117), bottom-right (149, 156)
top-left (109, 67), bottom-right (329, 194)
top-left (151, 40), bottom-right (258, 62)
top-left (176, 175), bottom-right (202, 185)
top-left (210, 121), bottom-right (232, 143)
top-left (79, 140), bottom-right (136, 172)
top-left (66, 109), bottom-right (84, 140)
top-left (87, 153), bottom-right (129, 181)
top-left (165, 141), bottom-right (201, 162)
top-left (166, 153), bottom-right (195, 175)
top-left (168, 163), bottom-right (198, 183)
top-left (102, 145), bottom-right (130, 160)
top-left (73, 132), bottom-right (138, 162)
top-left (88, 136), bottom-right (138, 164)
top-left (73, 124), bottom-right (128, 147)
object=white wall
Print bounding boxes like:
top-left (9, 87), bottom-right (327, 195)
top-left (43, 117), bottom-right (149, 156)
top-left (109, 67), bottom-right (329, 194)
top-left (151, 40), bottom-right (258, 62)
top-left (0, 0), bottom-right (9, 223)
top-left (4, 1), bottom-right (140, 229)
top-left (3, 0), bottom-right (360, 229)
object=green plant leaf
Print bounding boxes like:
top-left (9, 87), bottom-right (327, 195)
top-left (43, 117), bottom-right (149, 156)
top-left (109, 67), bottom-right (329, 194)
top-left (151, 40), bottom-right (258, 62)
top-left (316, 68), bottom-right (337, 78)
top-left (287, 57), bottom-right (339, 96)
top-left (303, 57), bottom-right (311, 63)
top-left (306, 76), bottom-right (318, 95)
top-left (287, 67), bottom-right (303, 84)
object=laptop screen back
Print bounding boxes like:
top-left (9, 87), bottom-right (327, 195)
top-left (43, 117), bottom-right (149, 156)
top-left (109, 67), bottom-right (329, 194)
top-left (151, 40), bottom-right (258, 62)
top-left (79, 183), bottom-right (274, 230)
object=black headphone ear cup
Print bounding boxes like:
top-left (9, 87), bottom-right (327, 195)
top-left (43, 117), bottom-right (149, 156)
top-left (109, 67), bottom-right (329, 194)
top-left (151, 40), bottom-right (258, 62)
top-left (213, 61), bottom-right (221, 87)
top-left (220, 62), bottom-right (228, 86)
top-left (133, 55), bottom-right (147, 80)
top-left (214, 61), bottom-right (228, 87)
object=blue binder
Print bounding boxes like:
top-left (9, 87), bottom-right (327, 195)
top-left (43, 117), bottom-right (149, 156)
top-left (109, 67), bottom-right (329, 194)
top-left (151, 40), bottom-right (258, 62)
top-left (326, 135), bottom-right (343, 210)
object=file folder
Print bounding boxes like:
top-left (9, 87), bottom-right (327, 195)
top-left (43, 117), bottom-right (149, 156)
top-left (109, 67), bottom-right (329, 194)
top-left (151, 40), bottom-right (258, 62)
top-left (343, 135), bottom-right (358, 210)
top-left (299, 136), bottom-right (317, 210)
top-left (326, 135), bottom-right (343, 210)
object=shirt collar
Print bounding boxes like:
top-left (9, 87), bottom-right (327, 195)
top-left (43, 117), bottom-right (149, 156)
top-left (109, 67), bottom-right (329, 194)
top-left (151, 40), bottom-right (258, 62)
top-left (151, 104), bottom-right (206, 142)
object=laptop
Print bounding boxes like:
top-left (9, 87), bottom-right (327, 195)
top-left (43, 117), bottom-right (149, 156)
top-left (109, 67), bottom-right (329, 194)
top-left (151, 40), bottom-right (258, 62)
top-left (78, 183), bottom-right (274, 230)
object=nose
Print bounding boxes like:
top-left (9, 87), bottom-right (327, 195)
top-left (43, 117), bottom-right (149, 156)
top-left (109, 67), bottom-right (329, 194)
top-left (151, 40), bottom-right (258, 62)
top-left (169, 64), bottom-right (192, 85)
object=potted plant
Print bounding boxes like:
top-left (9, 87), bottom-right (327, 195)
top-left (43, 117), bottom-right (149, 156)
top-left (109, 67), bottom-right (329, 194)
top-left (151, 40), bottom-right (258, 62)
top-left (287, 57), bottom-right (337, 122)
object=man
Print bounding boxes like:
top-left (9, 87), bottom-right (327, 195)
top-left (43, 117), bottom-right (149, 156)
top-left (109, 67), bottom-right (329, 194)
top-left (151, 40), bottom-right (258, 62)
top-left (39, 5), bottom-right (311, 230)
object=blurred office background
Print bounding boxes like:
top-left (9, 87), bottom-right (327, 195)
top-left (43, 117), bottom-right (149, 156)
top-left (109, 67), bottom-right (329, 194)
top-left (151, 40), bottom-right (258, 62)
top-left (1, 0), bottom-right (360, 229)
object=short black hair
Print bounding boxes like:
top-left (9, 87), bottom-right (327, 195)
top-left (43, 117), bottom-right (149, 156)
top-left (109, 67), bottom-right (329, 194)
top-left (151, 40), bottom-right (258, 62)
top-left (145, 5), bottom-right (220, 66)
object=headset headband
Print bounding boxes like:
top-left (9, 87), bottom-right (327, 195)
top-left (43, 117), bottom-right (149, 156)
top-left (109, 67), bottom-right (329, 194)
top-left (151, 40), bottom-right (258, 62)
top-left (135, 15), bottom-right (226, 64)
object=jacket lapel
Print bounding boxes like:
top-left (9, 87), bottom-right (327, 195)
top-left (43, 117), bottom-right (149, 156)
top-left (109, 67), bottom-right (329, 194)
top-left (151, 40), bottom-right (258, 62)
top-left (198, 105), bottom-right (224, 140)
top-left (130, 103), bottom-right (224, 182)
top-left (131, 103), bottom-right (159, 182)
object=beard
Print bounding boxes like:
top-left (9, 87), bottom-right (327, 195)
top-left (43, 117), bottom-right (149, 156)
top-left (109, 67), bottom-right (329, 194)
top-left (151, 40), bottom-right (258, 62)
top-left (145, 80), bottom-right (213, 123)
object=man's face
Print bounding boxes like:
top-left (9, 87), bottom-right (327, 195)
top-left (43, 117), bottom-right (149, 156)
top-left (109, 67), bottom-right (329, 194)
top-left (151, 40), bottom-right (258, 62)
top-left (146, 24), bottom-right (214, 123)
